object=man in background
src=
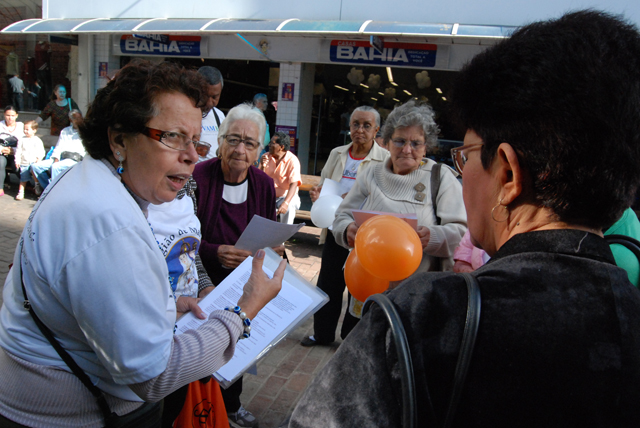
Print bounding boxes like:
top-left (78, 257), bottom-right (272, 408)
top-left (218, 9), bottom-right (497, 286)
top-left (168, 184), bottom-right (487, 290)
top-left (197, 66), bottom-right (225, 162)
top-left (8, 75), bottom-right (25, 112)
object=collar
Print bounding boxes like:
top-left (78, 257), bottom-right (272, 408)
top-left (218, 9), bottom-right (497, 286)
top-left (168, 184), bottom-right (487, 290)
top-left (491, 229), bottom-right (616, 265)
top-left (100, 158), bottom-right (150, 217)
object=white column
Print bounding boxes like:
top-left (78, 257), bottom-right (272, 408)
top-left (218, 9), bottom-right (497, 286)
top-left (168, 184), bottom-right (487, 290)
top-left (76, 34), bottom-right (94, 114)
top-left (276, 62), bottom-right (314, 174)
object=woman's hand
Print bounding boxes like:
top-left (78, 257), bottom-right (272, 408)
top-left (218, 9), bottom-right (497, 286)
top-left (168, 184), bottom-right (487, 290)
top-left (272, 244), bottom-right (286, 257)
top-left (218, 245), bottom-right (252, 269)
top-left (453, 260), bottom-right (475, 273)
top-left (0, 147), bottom-right (10, 155)
top-left (175, 296), bottom-right (206, 320)
top-left (309, 185), bottom-right (321, 203)
top-left (237, 249), bottom-right (286, 319)
top-left (417, 226), bottom-right (431, 250)
top-left (346, 222), bottom-right (359, 247)
top-left (277, 201), bottom-right (289, 215)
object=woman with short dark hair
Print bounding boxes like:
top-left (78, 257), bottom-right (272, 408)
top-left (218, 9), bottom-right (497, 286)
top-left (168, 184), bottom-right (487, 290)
top-left (0, 60), bottom-right (284, 427)
top-left (291, 10), bottom-right (640, 427)
top-left (37, 84), bottom-right (80, 136)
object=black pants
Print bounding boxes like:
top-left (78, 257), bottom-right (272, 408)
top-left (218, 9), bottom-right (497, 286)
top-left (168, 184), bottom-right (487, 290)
top-left (11, 93), bottom-right (23, 112)
top-left (313, 231), bottom-right (360, 344)
top-left (221, 375), bottom-right (243, 413)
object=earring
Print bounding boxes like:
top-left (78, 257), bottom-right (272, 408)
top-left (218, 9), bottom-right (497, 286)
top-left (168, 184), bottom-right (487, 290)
top-left (491, 197), bottom-right (509, 222)
top-left (115, 151), bottom-right (124, 175)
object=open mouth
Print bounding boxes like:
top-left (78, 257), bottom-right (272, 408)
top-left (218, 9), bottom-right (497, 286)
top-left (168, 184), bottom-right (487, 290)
top-left (167, 174), bottom-right (189, 189)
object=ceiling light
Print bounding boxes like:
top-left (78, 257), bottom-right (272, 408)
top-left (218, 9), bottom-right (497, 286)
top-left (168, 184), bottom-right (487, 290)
top-left (386, 67), bottom-right (394, 83)
top-left (436, 88), bottom-right (443, 94)
top-left (390, 81), bottom-right (398, 87)
top-left (442, 96), bottom-right (447, 101)
top-left (360, 83), bottom-right (369, 88)
top-left (371, 97), bottom-right (378, 101)
top-left (334, 85), bottom-right (349, 91)
top-left (378, 92), bottom-right (384, 96)
top-left (403, 90), bottom-right (412, 96)
top-left (393, 98), bottom-right (400, 102)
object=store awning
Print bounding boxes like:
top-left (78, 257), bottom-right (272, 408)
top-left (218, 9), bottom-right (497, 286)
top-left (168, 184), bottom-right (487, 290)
top-left (2, 17), bottom-right (516, 40)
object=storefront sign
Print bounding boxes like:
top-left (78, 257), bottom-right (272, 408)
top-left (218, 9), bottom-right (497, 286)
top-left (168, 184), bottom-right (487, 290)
top-left (120, 34), bottom-right (201, 56)
top-left (329, 40), bottom-right (437, 67)
top-left (275, 125), bottom-right (298, 154)
top-left (282, 83), bottom-right (295, 101)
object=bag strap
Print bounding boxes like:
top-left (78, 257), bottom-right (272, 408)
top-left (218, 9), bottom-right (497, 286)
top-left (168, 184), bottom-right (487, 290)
top-left (430, 163), bottom-right (442, 225)
top-left (363, 293), bottom-right (420, 428)
top-left (443, 272), bottom-right (482, 428)
top-left (604, 234), bottom-right (640, 262)
top-left (19, 245), bottom-right (115, 422)
top-left (212, 108), bottom-right (221, 127)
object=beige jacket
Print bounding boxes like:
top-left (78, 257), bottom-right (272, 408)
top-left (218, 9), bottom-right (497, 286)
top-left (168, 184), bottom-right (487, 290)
top-left (316, 142), bottom-right (388, 243)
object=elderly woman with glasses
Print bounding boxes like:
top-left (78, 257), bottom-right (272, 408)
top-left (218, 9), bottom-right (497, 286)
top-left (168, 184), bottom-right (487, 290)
top-left (333, 100), bottom-right (467, 276)
top-left (0, 61), bottom-right (284, 428)
top-left (193, 103), bottom-right (285, 427)
top-left (291, 11), bottom-right (640, 427)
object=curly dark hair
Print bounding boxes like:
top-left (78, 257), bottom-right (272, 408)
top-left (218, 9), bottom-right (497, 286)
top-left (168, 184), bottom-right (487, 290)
top-left (273, 131), bottom-right (291, 151)
top-left (451, 10), bottom-right (640, 230)
top-left (80, 60), bottom-right (208, 160)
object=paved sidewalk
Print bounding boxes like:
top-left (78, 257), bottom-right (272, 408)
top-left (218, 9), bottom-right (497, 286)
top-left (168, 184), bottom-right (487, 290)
top-left (0, 183), bottom-right (346, 428)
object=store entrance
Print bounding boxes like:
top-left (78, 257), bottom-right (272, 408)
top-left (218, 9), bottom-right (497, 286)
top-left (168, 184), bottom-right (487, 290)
top-left (308, 63), bottom-right (463, 175)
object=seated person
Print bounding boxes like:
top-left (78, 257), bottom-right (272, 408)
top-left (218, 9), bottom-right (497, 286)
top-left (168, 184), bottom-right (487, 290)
top-left (13, 120), bottom-right (44, 200)
top-left (31, 109), bottom-right (85, 193)
top-left (259, 131), bottom-right (302, 224)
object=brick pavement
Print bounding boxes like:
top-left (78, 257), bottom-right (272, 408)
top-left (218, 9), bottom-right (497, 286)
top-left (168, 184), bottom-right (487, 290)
top-left (0, 182), bottom-right (347, 427)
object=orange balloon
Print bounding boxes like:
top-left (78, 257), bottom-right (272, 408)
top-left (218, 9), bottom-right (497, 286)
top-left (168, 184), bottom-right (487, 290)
top-left (344, 250), bottom-right (390, 302)
top-left (354, 215), bottom-right (423, 281)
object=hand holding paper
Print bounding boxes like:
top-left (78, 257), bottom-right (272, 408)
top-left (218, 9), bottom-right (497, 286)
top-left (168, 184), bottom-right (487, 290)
top-left (238, 249), bottom-right (286, 319)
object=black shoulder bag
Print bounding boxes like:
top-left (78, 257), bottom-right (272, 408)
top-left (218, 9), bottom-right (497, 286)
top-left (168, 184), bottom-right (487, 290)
top-left (362, 272), bottom-right (481, 428)
top-left (19, 247), bottom-right (162, 427)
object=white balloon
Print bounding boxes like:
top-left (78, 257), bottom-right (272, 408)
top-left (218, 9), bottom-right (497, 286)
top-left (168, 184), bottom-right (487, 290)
top-left (310, 195), bottom-right (344, 228)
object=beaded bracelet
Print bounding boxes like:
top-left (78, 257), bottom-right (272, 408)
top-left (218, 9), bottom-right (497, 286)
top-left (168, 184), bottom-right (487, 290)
top-left (224, 306), bottom-right (252, 339)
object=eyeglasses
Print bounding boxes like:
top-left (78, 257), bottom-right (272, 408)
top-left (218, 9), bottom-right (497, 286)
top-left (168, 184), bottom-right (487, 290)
top-left (350, 122), bottom-right (374, 131)
top-left (224, 135), bottom-right (260, 150)
top-left (144, 127), bottom-right (211, 157)
top-left (450, 143), bottom-right (483, 175)
top-left (390, 138), bottom-right (426, 150)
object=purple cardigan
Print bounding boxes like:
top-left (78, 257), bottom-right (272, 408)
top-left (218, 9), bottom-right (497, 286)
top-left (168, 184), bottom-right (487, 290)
top-left (193, 158), bottom-right (276, 285)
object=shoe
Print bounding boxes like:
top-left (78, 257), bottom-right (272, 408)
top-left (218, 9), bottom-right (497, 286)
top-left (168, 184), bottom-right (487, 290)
top-left (15, 192), bottom-right (24, 200)
top-left (228, 405), bottom-right (259, 428)
top-left (34, 183), bottom-right (42, 196)
top-left (300, 335), bottom-right (332, 347)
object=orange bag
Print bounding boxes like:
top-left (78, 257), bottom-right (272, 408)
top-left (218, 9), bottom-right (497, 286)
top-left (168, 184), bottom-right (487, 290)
top-left (173, 378), bottom-right (229, 428)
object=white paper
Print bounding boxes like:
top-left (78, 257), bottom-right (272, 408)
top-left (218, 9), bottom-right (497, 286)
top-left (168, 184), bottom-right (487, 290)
top-left (234, 215), bottom-right (305, 252)
top-left (319, 178), bottom-right (349, 198)
top-left (352, 209), bottom-right (419, 230)
top-left (175, 256), bottom-right (313, 382)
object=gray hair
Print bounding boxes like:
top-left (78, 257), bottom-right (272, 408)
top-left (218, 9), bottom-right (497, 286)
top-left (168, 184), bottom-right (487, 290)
top-left (69, 109), bottom-right (82, 119)
top-left (253, 93), bottom-right (267, 104)
top-left (273, 131), bottom-right (291, 151)
top-left (381, 100), bottom-right (439, 148)
top-left (198, 66), bottom-right (224, 87)
top-left (218, 103), bottom-right (266, 146)
top-left (350, 105), bottom-right (381, 128)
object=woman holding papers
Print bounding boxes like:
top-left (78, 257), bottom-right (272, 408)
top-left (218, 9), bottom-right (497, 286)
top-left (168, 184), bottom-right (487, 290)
top-left (291, 11), bottom-right (640, 426)
top-left (0, 60), bottom-right (285, 428)
top-left (300, 106), bottom-right (388, 348)
top-left (333, 100), bottom-right (467, 275)
top-left (193, 103), bottom-right (284, 428)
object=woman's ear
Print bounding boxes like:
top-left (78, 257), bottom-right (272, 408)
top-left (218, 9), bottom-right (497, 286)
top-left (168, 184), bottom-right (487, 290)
top-left (495, 142), bottom-right (523, 205)
top-left (107, 127), bottom-right (126, 159)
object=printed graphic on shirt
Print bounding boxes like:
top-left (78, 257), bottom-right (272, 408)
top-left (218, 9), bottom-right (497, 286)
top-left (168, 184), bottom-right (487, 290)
top-left (165, 236), bottom-right (199, 299)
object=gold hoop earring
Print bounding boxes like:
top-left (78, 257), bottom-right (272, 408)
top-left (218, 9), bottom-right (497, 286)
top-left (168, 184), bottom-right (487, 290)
top-left (491, 197), bottom-right (509, 222)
